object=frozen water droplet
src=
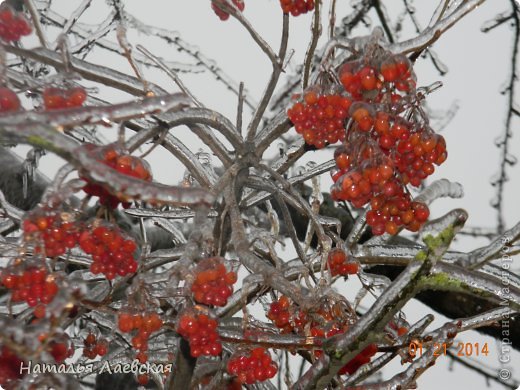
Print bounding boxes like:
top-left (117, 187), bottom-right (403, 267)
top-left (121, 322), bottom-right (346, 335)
top-left (295, 166), bottom-right (306, 175)
top-left (490, 173), bottom-right (501, 186)
top-left (505, 153), bottom-right (517, 166)
top-left (494, 136), bottom-right (505, 147)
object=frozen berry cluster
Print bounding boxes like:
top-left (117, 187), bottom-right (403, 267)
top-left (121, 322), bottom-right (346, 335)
top-left (212, 0), bottom-right (244, 21)
top-left (227, 347), bottom-right (278, 384)
top-left (279, 0), bottom-right (315, 16)
top-left (21, 208), bottom-right (140, 280)
top-left (334, 51), bottom-right (447, 235)
top-left (338, 54), bottom-right (415, 103)
top-left (79, 224), bottom-right (139, 280)
top-left (327, 248), bottom-right (359, 276)
top-left (118, 311), bottom-right (163, 364)
top-left (267, 296), bottom-right (379, 375)
top-left (83, 333), bottom-right (109, 359)
top-left (0, 3), bottom-right (32, 42)
top-left (286, 38), bottom-right (448, 235)
top-left (177, 312), bottom-right (222, 357)
top-left (23, 211), bottom-right (81, 258)
top-left (0, 346), bottom-right (25, 389)
top-left (81, 143), bottom-right (153, 209)
top-left (1, 266), bottom-right (58, 313)
top-left (42, 86), bottom-right (87, 110)
top-left (287, 90), bottom-right (352, 149)
top-left (191, 257), bottom-right (237, 307)
top-left (267, 295), bottom-right (307, 334)
top-left (0, 87), bottom-right (21, 113)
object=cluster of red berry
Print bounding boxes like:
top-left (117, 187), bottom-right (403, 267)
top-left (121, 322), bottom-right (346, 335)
top-left (268, 296), bottom-right (351, 338)
top-left (287, 90), bottom-right (352, 148)
top-left (268, 296), bottom-right (379, 375)
top-left (0, 87), bottom-right (21, 113)
top-left (0, 4), bottom-right (32, 42)
top-left (21, 208), bottom-right (140, 280)
top-left (177, 312), bottom-right (222, 357)
top-left (79, 224), bottom-right (138, 280)
top-left (0, 266), bottom-right (58, 315)
top-left (81, 144), bottom-right (153, 209)
top-left (366, 186), bottom-right (430, 235)
top-left (83, 333), bottom-right (109, 359)
top-left (335, 53), bottom-right (447, 235)
top-left (338, 55), bottom-right (415, 103)
top-left (42, 86), bottom-right (87, 110)
top-left (267, 295), bottom-right (307, 334)
top-left (0, 346), bottom-right (25, 389)
top-left (279, 0), bottom-right (315, 16)
top-left (23, 212), bottom-right (80, 258)
top-left (393, 129), bottom-right (447, 186)
top-left (226, 347), bottom-right (278, 384)
top-left (327, 248), bottom-right (359, 276)
top-left (118, 311), bottom-right (163, 364)
top-left (212, 0), bottom-right (244, 21)
top-left (287, 44), bottom-right (447, 235)
top-left (191, 257), bottom-right (237, 307)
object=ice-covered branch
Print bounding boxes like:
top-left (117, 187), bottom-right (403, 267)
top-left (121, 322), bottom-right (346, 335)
top-left (389, 0), bottom-right (487, 54)
top-left (225, 181), bottom-right (311, 308)
top-left (0, 121), bottom-right (215, 207)
top-left (358, 322), bottom-right (460, 390)
top-left (459, 220), bottom-right (520, 269)
top-left (246, 13), bottom-right (289, 140)
top-left (0, 93), bottom-right (190, 129)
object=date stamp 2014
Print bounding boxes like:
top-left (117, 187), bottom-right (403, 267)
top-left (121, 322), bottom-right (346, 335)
top-left (408, 341), bottom-right (490, 358)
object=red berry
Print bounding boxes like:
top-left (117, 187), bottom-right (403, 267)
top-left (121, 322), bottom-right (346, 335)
top-left (0, 4), bottom-right (32, 42)
top-left (327, 248), bottom-right (359, 276)
top-left (42, 86), bottom-right (87, 110)
top-left (177, 312), bottom-right (222, 358)
top-left (288, 90), bottom-right (350, 148)
top-left (227, 348), bottom-right (278, 384)
top-left (118, 312), bottom-right (134, 333)
top-left (79, 222), bottom-right (139, 279)
top-left (0, 87), bottom-right (21, 112)
top-left (279, 0), bottom-right (315, 16)
top-left (137, 374), bottom-right (149, 385)
top-left (212, 0), bottom-right (245, 21)
top-left (191, 257), bottom-right (236, 307)
top-left (94, 340), bottom-right (108, 356)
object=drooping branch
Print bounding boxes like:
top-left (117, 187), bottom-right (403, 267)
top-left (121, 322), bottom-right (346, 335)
top-left (389, 0), bottom-right (487, 54)
top-left (0, 119), bottom-right (215, 207)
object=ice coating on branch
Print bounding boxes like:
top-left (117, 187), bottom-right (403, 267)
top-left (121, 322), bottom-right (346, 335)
top-left (415, 179), bottom-right (464, 204)
top-left (125, 207), bottom-right (218, 219)
top-left (75, 144), bottom-right (215, 207)
top-left (0, 93), bottom-right (191, 129)
top-left (419, 209), bottom-right (468, 242)
top-left (150, 218), bottom-right (187, 245)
